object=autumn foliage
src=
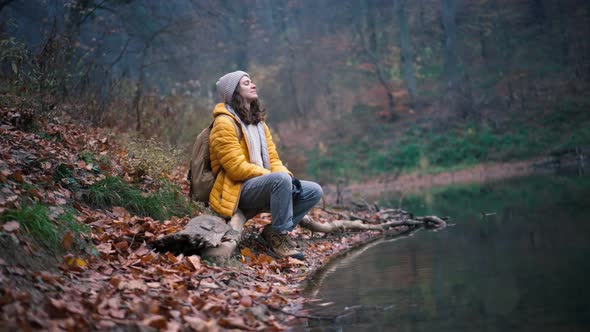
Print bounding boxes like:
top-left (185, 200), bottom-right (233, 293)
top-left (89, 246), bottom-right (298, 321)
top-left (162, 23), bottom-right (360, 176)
top-left (0, 108), bottom-right (395, 330)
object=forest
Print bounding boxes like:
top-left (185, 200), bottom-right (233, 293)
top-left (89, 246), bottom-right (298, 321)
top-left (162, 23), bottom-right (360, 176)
top-left (1, 1), bottom-right (589, 330)
top-left (2, 0), bottom-right (588, 183)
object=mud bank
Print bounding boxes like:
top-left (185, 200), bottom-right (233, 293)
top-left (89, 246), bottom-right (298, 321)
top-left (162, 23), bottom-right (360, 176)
top-left (323, 158), bottom-right (550, 204)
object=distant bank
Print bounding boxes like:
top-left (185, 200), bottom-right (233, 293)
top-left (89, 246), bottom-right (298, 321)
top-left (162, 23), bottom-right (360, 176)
top-left (322, 157), bottom-right (561, 205)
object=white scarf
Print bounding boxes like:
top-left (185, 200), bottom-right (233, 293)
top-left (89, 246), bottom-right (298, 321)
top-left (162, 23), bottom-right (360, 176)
top-left (225, 105), bottom-right (271, 170)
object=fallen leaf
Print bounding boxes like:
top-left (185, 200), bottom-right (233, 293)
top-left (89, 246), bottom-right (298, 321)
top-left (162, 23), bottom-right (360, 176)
top-left (287, 257), bottom-right (306, 266)
top-left (240, 296), bottom-right (252, 307)
top-left (219, 315), bottom-right (250, 330)
top-left (134, 246), bottom-right (150, 256)
top-left (142, 315), bottom-right (167, 329)
top-left (28, 188), bottom-right (45, 199)
top-left (96, 243), bottom-right (114, 255)
top-left (111, 206), bottom-right (127, 218)
top-left (2, 221), bottom-right (20, 232)
top-left (64, 255), bottom-right (87, 270)
top-left (109, 275), bottom-right (123, 288)
top-left (98, 320), bottom-right (116, 329)
top-left (186, 255), bottom-right (201, 271)
top-left (240, 247), bottom-right (253, 258)
top-left (11, 172), bottom-right (24, 183)
top-left (110, 308), bottom-right (126, 319)
top-left (114, 240), bottom-right (129, 251)
top-left (120, 279), bottom-right (147, 291)
top-left (184, 316), bottom-right (221, 331)
top-left (46, 298), bottom-right (67, 318)
top-left (62, 231), bottom-right (73, 251)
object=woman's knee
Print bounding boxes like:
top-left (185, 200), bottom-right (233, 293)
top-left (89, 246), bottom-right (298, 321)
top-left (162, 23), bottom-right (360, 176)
top-left (270, 172), bottom-right (292, 190)
top-left (303, 181), bottom-right (323, 200)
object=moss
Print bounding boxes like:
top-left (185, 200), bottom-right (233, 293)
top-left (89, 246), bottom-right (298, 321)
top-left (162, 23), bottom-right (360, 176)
top-left (83, 176), bottom-right (196, 220)
top-left (1, 203), bottom-right (89, 250)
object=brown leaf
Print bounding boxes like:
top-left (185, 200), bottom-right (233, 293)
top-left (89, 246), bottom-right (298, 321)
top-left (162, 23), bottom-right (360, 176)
top-left (46, 298), bottom-right (67, 318)
top-left (111, 206), bottom-right (128, 218)
top-left (164, 252), bottom-right (179, 264)
top-left (142, 315), bottom-right (167, 329)
top-left (114, 240), bottom-right (129, 251)
top-left (2, 221), bottom-right (20, 232)
top-left (65, 301), bottom-right (85, 315)
top-left (219, 315), bottom-right (251, 330)
top-left (110, 308), bottom-right (126, 319)
top-left (166, 321), bottom-right (181, 332)
top-left (11, 172), bottom-right (25, 183)
top-left (239, 296), bottom-right (252, 307)
top-left (287, 257), bottom-right (306, 266)
top-left (28, 189), bottom-right (45, 199)
top-left (134, 246), bottom-right (150, 256)
top-left (120, 279), bottom-right (147, 291)
top-left (62, 231), bottom-right (73, 251)
top-left (98, 320), bottom-right (116, 329)
top-left (96, 243), bottom-right (114, 255)
top-left (240, 247), bottom-right (253, 258)
top-left (186, 255), bottom-right (201, 271)
top-left (109, 275), bottom-right (123, 288)
top-left (184, 316), bottom-right (219, 331)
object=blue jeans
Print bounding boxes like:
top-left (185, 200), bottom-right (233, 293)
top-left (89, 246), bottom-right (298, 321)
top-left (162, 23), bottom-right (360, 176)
top-left (238, 172), bottom-right (323, 232)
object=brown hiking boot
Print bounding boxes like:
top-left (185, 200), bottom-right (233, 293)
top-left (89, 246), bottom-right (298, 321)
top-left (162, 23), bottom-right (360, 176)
top-left (261, 225), bottom-right (305, 260)
top-left (262, 224), bottom-right (301, 249)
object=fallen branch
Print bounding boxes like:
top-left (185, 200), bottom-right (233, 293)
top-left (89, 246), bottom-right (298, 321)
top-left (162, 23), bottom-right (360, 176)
top-left (299, 216), bottom-right (422, 233)
top-left (320, 207), bottom-right (351, 220)
top-left (151, 208), bottom-right (446, 261)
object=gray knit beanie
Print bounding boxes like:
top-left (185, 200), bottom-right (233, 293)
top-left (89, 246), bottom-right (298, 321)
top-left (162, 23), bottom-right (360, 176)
top-left (216, 70), bottom-right (249, 103)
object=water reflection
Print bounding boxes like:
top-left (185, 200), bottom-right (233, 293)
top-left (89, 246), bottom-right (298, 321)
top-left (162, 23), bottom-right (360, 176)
top-left (301, 175), bottom-right (590, 332)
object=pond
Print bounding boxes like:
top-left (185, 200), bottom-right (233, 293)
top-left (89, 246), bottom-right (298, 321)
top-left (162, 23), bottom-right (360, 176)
top-left (299, 173), bottom-right (590, 331)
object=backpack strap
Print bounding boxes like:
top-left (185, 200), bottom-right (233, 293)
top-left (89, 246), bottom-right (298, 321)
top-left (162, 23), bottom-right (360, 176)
top-left (215, 114), bottom-right (242, 141)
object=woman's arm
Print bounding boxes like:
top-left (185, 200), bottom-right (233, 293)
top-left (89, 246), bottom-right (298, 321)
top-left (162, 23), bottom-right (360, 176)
top-left (210, 116), bottom-right (270, 181)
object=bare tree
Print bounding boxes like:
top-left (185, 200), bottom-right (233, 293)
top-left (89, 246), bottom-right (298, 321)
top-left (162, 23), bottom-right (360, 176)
top-left (355, 0), bottom-right (396, 117)
top-left (395, 0), bottom-right (418, 104)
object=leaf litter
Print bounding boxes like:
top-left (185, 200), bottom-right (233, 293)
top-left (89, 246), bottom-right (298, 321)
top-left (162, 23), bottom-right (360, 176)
top-left (0, 108), bottom-right (403, 330)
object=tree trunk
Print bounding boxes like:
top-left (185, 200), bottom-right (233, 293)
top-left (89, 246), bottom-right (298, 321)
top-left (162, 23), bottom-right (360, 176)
top-left (357, 0), bottom-right (396, 117)
top-left (276, 2), bottom-right (305, 123)
top-left (395, 0), bottom-right (418, 103)
top-left (132, 62), bottom-right (145, 132)
top-left (441, 0), bottom-right (459, 89)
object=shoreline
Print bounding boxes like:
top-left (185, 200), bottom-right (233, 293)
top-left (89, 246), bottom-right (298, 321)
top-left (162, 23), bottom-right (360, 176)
top-left (322, 158), bottom-right (550, 204)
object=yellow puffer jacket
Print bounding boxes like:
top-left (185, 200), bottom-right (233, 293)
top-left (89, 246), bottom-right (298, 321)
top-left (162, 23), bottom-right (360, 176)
top-left (208, 103), bottom-right (291, 217)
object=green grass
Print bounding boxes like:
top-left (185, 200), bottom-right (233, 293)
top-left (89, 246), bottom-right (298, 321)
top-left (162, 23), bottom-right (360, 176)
top-left (83, 176), bottom-right (196, 220)
top-left (1, 203), bottom-right (89, 250)
top-left (306, 97), bottom-right (590, 182)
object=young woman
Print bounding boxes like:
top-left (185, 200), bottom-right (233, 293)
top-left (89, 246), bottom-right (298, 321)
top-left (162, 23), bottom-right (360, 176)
top-left (208, 70), bottom-right (322, 260)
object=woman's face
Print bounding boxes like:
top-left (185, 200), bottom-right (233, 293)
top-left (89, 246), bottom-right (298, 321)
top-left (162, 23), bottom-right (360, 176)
top-left (237, 76), bottom-right (258, 103)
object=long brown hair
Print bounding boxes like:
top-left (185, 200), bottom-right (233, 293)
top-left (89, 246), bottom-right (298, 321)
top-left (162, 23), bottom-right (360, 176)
top-left (229, 90), bottom-right (266, 125)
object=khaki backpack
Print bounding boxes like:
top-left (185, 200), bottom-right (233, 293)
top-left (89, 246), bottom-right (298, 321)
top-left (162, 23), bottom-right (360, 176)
top-left (188, 115), bottom-right (242, 203)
